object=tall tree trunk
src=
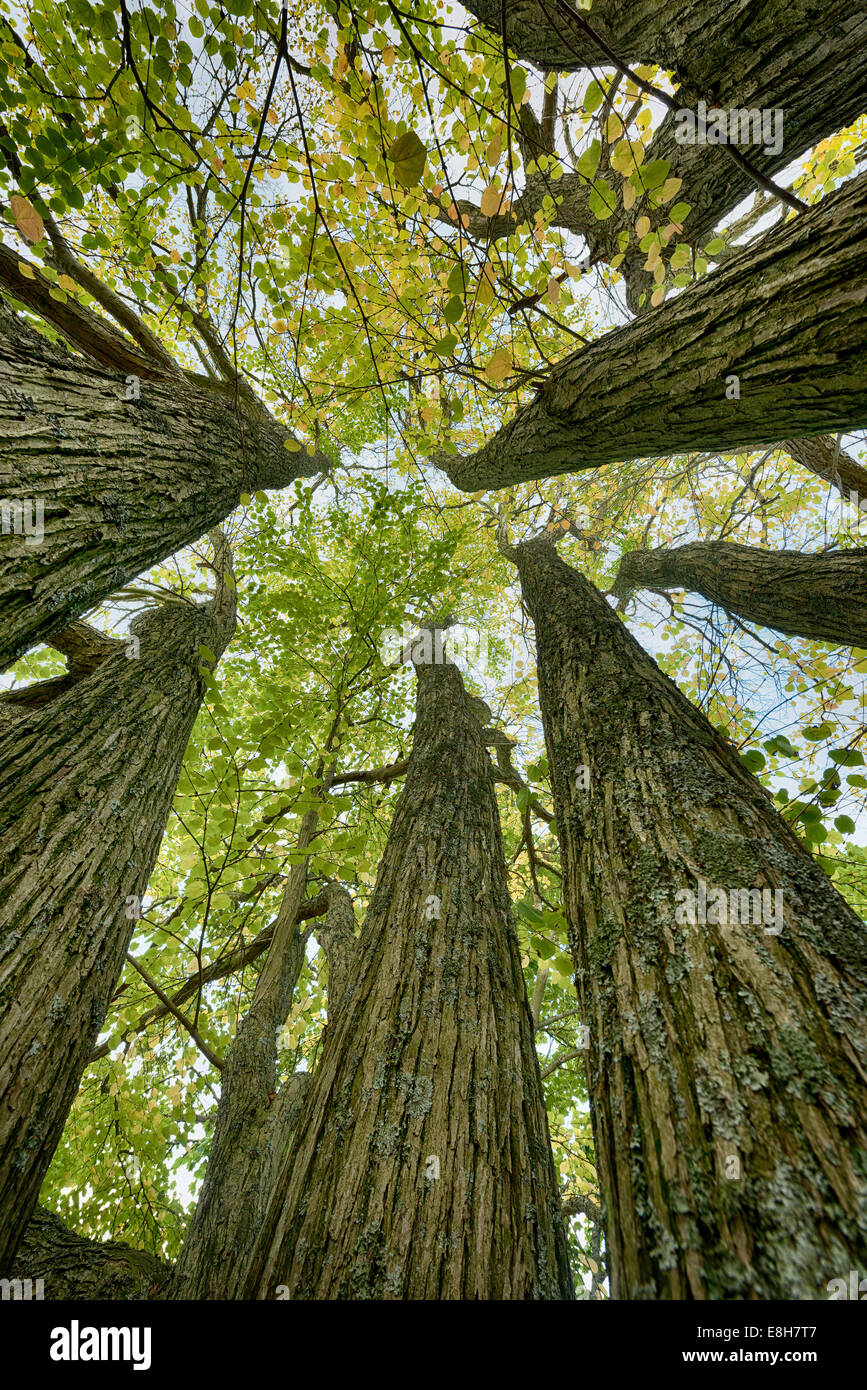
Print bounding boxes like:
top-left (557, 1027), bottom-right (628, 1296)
top-left (0, 297), bottom-right (324, 673)
top-left (443, 170), bottom-right (867, 493)
top-left (514, 537), bottom-right (867, 1299)
top-left (250, 650), bottom-right (574, 1300)
top-left (6, 1206), bottom-right (171, 1301)
top-left (612, 540), bottom-right (867, 648)
top-left (168, 789), bottom-right (348, 1300)
top-left (0, 536), bottom-right (236, 1271)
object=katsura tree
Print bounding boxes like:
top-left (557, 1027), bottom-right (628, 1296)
top-left (3, 0), bottom-right (867, 1305)
top-left (0, 531), bottom-right (236, 1270)
top-left (509, 531), bottom-right (867, 1299)
top-left (6, 479), bottom-right (590, 1299)
top-left (249, 636), bottom-right (573, 1300)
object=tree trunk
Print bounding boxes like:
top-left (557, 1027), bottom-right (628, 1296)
top-left (0, 297), bottom-right (324, 673)
top-left (168, 794), bottom-right (345, 1300)
top-left (612, 540), bottom-right (867, 648)
top-left (6, 1206), bottom-right (170, 1300)
top-left (250, 651), bottom-right (574, 1300)
top-left (515, 537), bottom-right (867, 1299)
top-left (443, 171), bottom-right (867, 492)
top-left (0, 539), bottom-right (236, 1272)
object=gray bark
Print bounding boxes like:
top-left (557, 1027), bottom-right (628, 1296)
top-left (612, 540), bottom-right (867, 648)
top-left (0, 539), bottom-right (236, 1271)
top-left (516, 537), bottom-right (867, 1298)
top-left (442, 170), bottom-right (867, 491)
top-left (250, 653), bottom-right (574, 1299)
top-left (0, 297), bottom-right (325, 673)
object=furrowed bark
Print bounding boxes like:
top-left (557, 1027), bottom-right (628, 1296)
top-left (786, 436), bottom-right (867, 507)
top-left (251, 652), bottom-right (573, 1300)
top-left (7, 1206), bottom-right (171, 1300)
top-left (0, 539), bottom-right (236, 1271)
top-left (316, 881), bottom-right (358, 1018)
top-left (169, 807), bottom-right (330, 1301)
top-left (516, 538), bottom-right (867, 1299)
top-left (0, 296), bottom-right (327, 673)
top-left (612, 540), bottom-right (867, 648)
top-left (463, 1), bottom-right (867, 89)
top-left (442, 170), bottom-right (867, 492)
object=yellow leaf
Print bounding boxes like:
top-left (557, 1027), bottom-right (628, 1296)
top-left (651, 285), bottom-right (665, 306)
top-left (170, 248), bottom-right (181, 264)
top-left (486, 346), bottom-right (512, 383)
top-left (636, 215), bottom-right (651, 238)
top-left (486, 134), bottom-right (503, 166)
top-left (16, 259), bottom-right (34, 280)
top-left (623, 180), bottom-right (637, 210)
top-left (656, 177), bottom-right (683, 203)
top-left (386, 130), bottom-right (427, 188)
top-left (480, 182), bottom-right (501, 218)
top-left (10, 193), bottom-right (44, 244)
top-left (546, 276), bottom-right (561, 305)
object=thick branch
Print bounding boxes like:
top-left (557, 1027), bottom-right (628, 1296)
top-left (87, 893), bottom-right (329, 1063)
top-left (0, 621), bottom-right (121, 710)
top-left (785, 436), bottom-right (867, 507)
top-left (440, 171), bottom-right (867, 491)
top-left (8, 1207), bottom-right (170, 1298)
top-left (612, 540), bottom-right (867, 649)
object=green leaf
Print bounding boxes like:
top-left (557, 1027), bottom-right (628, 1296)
top-left (803, 723), bottom-right (835, 741)
top-left (588, 178), bottom-right (615, 221)
top-left (386, 131), bottom-right (427, 188)
top-left (516, 901), bottom-right (544, 925)
top-left (640, 159), bottom-right (670, 190)
top-left (831, 748), bottom-right (865, 766)
top-left (583, 80), bottom-right (603, 114)
top-left (574, 138), bottom-right (601, 182)
top-left (741, 750), bottom-right (765, 774)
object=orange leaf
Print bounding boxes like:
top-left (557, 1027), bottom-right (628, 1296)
top-left (10, 194), bottom-right (44, 244)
